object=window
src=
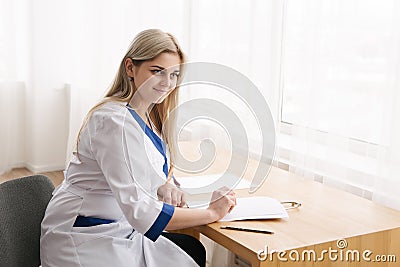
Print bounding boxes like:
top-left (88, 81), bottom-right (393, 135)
top-left (281, 0), bottom-right (396, 144)
top-left (277, 0), bottom-right (400, 198)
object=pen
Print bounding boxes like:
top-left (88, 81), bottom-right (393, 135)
top-left (166, 165), bottom-right (174, 184)
top-left (220, 226), bottom-right (274, 234)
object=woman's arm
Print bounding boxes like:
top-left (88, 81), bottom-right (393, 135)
top-left (165, 189), bottom-right (236, 230)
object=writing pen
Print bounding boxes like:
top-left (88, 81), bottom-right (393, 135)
top-left (220, 226), bottom-right (274, 234)
top-left (166, 166), bottom-right (174, 183)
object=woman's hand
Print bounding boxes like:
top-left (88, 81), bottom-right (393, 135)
top-left (207, 187), bottom-right (237, 221)
top-left (157, 183), bottom-right (187, 207)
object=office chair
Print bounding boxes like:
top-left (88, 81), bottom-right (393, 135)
top-left (0, 175), bottom-right (55, 267)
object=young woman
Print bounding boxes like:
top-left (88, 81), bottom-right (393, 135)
top-left (40, 29), bottom-right (236, 267)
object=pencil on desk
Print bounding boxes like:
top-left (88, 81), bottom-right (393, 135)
top-left (166, 165), bottom-right (174, 183)
top-left (220, 226), bottom-right (274, 234)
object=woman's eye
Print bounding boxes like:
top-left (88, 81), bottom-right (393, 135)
top-left (151, 69), bottom-right (164, 75)
top-left (151, 69), bottom-right (179, 79)
top-left (171, 73), bottom-right (179, 79)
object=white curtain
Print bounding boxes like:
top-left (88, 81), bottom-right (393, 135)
top-left (185, 1), bottom-right (284, 266)
top-left (0, 0), bottom-right (29, 174)
top-left (0, 82), bottom-right (26, 174)
top-left (0, 0), bottom-right (189, 173)
top-left (182, 0), bottom-right (283, 161)
top-left (278, 0), bottom-right (400, 210)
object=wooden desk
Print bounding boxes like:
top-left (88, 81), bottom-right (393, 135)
top-left (174, 142), bottom-right (400, 266)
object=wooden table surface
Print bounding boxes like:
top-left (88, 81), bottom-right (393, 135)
top-left (174, 141), bottom-right (400, 267)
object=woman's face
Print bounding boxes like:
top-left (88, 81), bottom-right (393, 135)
top-left (127, 52), bottom-right (181, 104)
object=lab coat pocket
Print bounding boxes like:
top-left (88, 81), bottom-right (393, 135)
top-left (71, 221), bottom-right (121, 247)
top-left (74, 235), bottom-right (142, 267)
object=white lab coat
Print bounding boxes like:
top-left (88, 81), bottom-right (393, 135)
top-left (40, 101), bottom-right (198, 267)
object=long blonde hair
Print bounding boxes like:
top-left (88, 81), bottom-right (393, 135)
top-left (76, 29), bottom-right (186, 169)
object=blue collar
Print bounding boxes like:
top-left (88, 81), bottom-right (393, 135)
top-left (126, 104), bottom-right (168, 178)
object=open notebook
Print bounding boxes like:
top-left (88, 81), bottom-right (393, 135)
top-left (177, 174), bottom-right (288, 221)
top-left (186, 196), bottom-right (288, 222)
top-left (219, 196), bottom-right (288, 222)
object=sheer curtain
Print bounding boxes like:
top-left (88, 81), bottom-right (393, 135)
top-left (183, 0), bottom-right (283, 161)
top-left (0, 0), bottom-right (188, 174)
top-left (0, 0), bottom-right (29, 174)
top-left (0, 82), bottom-right (26, 174)
top-left (185, 1), bottom-right (284, 266)
top-left (279, 0), bottom-right (400, 210)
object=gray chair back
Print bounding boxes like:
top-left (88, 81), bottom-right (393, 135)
top-left (0, 175), bottom-right (55, 267)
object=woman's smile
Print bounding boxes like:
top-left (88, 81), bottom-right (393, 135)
top-left (153, 87), bottom-right (169, 93)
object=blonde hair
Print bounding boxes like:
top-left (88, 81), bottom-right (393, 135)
top-left (76, 29), bottom-right (186, 170)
